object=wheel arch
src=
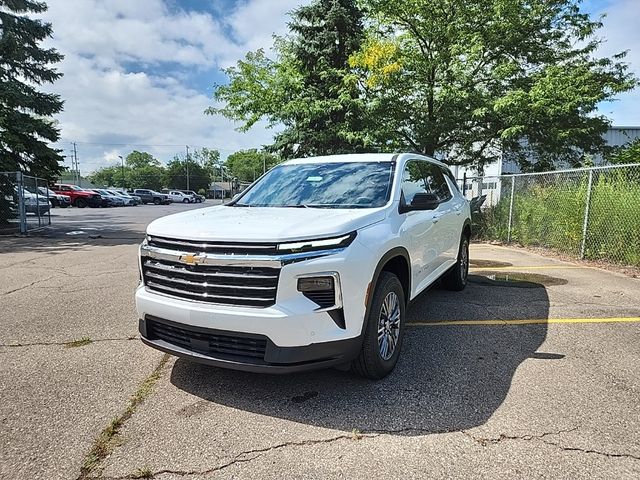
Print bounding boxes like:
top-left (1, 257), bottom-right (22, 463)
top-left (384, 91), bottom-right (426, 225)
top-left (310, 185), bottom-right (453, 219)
top-left (361, 247), bottom-right (411, 336)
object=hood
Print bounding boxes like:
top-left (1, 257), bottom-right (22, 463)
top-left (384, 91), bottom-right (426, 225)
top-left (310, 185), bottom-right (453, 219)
top-left (146, 205), bottom-right (388, 243)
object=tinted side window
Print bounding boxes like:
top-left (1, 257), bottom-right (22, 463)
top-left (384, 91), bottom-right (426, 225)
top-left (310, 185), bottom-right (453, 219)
top-left (401, 160), bottom-right (452, 204)
top-left (425, 165), bottom-right (452, 202)
top-left (401, 161), bottom-right (428, 204)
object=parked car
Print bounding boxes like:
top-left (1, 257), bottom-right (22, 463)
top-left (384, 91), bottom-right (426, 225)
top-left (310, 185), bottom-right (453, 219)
top-left (180, 190), bottom-right (205, 203)
top-left (137, 153), bottom-right (471, 379)
top-left (15, 187), bottom-right (50, 215)
top-left (52, 184), bottom-right (102, 208)
top-left (162, 190), bottom-right (195, 203)
top-left (93, 189), bottom-right (125, 207)
top-left (109, 190), bottom-right (140, 206)
top-left (37, 187), bottom-right (71, 208)
top-left (131, 189), bottom-right (170, 205)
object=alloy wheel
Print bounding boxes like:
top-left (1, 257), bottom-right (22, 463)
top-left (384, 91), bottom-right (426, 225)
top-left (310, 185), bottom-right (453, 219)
top-left (377, 291), bottom-right (401, 361)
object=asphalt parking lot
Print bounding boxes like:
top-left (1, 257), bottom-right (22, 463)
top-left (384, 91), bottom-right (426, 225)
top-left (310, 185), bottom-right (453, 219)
top-left (1, 205), bottom-right (639, 479)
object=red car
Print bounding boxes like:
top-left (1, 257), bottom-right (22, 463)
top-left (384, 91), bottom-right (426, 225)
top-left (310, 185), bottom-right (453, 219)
top-left (52, 184), bottom-right (102, 208)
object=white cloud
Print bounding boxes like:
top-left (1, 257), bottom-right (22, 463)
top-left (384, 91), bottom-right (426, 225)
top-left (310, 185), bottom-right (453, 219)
top-left (40, 0), bottom-right (306, 173)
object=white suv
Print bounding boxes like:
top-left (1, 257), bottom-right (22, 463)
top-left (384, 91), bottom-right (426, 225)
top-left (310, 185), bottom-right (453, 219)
top-left (136, 153), bottom-right (471, 379)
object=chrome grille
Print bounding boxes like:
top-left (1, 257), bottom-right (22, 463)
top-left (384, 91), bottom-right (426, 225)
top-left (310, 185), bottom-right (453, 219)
top-left (147, 235), bottom-right (278, 255)
top-left (141, 256), bottom-right (280, 307)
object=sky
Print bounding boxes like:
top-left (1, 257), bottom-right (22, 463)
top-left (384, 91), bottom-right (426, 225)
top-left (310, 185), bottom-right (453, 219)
top-left (39, 0), bottom-right (640, 175)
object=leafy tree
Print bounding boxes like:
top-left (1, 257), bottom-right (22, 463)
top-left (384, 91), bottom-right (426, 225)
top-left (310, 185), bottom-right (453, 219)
top-left (351, 0), bottom-right (636, 171)
top-left (225, 149), bottom-right (280, 182)
top-left (192, 147), bottom-right (223, 181)
top-left (210, 0), bottom-right (368, 158)
top-left (163, 156), bottom-right (211, 192)
top-left (0, 0), bottom-right (64, 178)
top-left (125, 151), bottom-right (164, 190)
top-left (608, 138), bottom-right (640, 165)
top-left (88, 151), bottom-right (164, 190)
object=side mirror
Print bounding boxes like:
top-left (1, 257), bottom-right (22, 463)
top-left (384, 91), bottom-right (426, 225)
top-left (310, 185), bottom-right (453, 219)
top-left (406, 192), bottom-right (440, 212)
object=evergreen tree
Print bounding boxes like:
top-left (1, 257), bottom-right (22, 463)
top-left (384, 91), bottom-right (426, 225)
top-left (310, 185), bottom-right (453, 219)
top-left (212, 0), bottom-right (367, 158)
top-left (0, 0), bottom-right (64, 178)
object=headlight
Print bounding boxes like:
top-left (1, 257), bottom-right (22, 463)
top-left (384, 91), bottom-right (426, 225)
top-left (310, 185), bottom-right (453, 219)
top-left (277, 232), bottom-right (356, 254)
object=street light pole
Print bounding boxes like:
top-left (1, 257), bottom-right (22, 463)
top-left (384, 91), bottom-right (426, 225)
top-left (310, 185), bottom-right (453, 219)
top-left (118, 155), bottom-right (125, 191)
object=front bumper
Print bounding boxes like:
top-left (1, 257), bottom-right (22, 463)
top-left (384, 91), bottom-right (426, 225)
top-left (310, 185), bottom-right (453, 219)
top-left (135, 236), bottom-right (376, 372)
top-left (140, 315), bottom-right (361, 373)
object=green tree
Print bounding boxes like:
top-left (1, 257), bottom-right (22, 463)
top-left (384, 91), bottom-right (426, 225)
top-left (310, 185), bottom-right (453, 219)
top-left (210, 0), bottom-right (368, 158)
top-left (125, 151), bottom-right (164, 190)
top-left (0, 0), bottom-right (64, 178)
top-left (350, 0), bottom-right (636, 171)
top-left (225, 149), bottom-right (280, 182)
top-left (164, 156), bottom-right (211, 192)
top-left (88, 151), bottom-right (165, 190)
top-left (608, 138), bottom-right (640, 165)
top-left (192, 147), bottom-right (222, 181)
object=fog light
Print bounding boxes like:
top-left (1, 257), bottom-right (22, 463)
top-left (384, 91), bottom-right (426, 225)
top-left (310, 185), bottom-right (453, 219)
top-left (298, 276), bottom-right (335, 292)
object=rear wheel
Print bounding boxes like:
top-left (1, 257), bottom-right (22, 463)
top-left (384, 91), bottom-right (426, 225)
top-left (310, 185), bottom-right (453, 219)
top-left (353, 272), bottom-right (405, 380)
top-left (74, 198), bottom-right (87, 208)
top-left (441, 234), bottom-right (469, 291)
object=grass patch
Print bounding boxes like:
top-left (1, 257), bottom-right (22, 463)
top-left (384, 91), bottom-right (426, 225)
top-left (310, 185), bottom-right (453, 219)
top-left (131, 466), bottom-right (154, 479)
top-left (78, 354), bottom-right (170, 479)
top-left (475, 169), bottom-right (640, 266)
top-left (65, 337), bottom-right (93, 348)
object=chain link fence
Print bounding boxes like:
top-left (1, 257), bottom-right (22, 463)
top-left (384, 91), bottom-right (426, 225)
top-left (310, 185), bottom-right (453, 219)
top-left (459, 163), bottom-right (640, 267)
top-left (0, 172), bottom-right (51, 234)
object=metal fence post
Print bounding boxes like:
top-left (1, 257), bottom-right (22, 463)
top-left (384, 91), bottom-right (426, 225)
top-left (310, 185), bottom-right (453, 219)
top-left (580, 169), bottom-right (594, 259)
top-left (17, 172), bottom-right (27, 234)
top-left (507, 176), bottom-right (516, 243)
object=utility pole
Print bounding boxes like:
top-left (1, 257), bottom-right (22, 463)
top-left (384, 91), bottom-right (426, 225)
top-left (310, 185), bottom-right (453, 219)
top-left (118, 155), bottom-right (125, 191)
top-left (72, 142), bottom-right (80, 186)
top-left (185, 145), bottom-right (190, 190)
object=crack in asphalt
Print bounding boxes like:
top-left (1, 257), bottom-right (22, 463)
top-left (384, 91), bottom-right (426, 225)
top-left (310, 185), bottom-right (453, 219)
top-left (100, 434), bottom-right (366, 479)
top-left (1, 275), bottom-right (58, 295)
top-left (0, 336), bottom-right (138, 348)
top-left (462, 427), bottom-right (639, 461)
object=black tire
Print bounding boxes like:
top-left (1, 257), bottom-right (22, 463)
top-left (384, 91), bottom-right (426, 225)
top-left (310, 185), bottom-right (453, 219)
top-left (352, 272), bottom-right (406, 380)
top-left (153, 197), bottom-right (161, 205)
top-left (50, 199), bottom-right (58, 208)
top-left (183, 198), bottom-right (189, 203)
top-left (74, 198), bottom-right (87, 208)
top-left (196, 198), bottom-right (202, 203)
top-left (441, 234), bottom-right (470, 291)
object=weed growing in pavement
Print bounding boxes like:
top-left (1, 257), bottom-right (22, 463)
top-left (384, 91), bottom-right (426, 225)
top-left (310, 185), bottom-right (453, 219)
top-left (64, 337), bottom-right (92, 348)
top-left (78, 354), bottom-right (170, 479)
top-left (131, 466), bottom-right (154, 478)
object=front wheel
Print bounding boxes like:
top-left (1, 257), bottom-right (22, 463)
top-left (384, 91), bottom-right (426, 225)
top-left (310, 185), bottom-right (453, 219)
top-left (153, 198), bottom-right (161, 205)
top-left (442, 234), bottom-right (469, 291)
top-left (352, 272), bottom-right (405, 380)
top-left (74, 198), bottom-right (87, 208)
top-left (183, 198), bottom-right (189, 203)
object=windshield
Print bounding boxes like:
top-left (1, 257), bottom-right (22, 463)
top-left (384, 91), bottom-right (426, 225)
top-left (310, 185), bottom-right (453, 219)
top-left (234, 161), bottom-right (395, 209)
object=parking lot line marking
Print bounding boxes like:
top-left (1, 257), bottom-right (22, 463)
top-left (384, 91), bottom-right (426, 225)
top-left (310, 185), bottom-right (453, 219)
top-left (470, 265), bottom-right (587, 270)
top-left (408, 317), bottom-right (640, 327)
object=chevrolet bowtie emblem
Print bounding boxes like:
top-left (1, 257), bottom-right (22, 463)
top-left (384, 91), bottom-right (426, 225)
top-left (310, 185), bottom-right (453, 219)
top-left (180, 253), bottom-right (205, 265)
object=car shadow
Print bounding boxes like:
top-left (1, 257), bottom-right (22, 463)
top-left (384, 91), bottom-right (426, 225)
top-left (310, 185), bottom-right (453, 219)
top-left (170, 272), bottom-right (553, 435)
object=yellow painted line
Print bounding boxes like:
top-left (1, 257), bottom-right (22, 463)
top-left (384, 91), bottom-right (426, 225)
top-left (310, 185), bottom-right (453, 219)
top-left (409, 317), bottom-right (640, 327)
top-left (470, 265), bottom-right (586, 270)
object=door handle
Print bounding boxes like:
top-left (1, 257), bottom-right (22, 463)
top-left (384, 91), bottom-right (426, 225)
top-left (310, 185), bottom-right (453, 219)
top-left (432, 214), bottom-right (443, 223)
